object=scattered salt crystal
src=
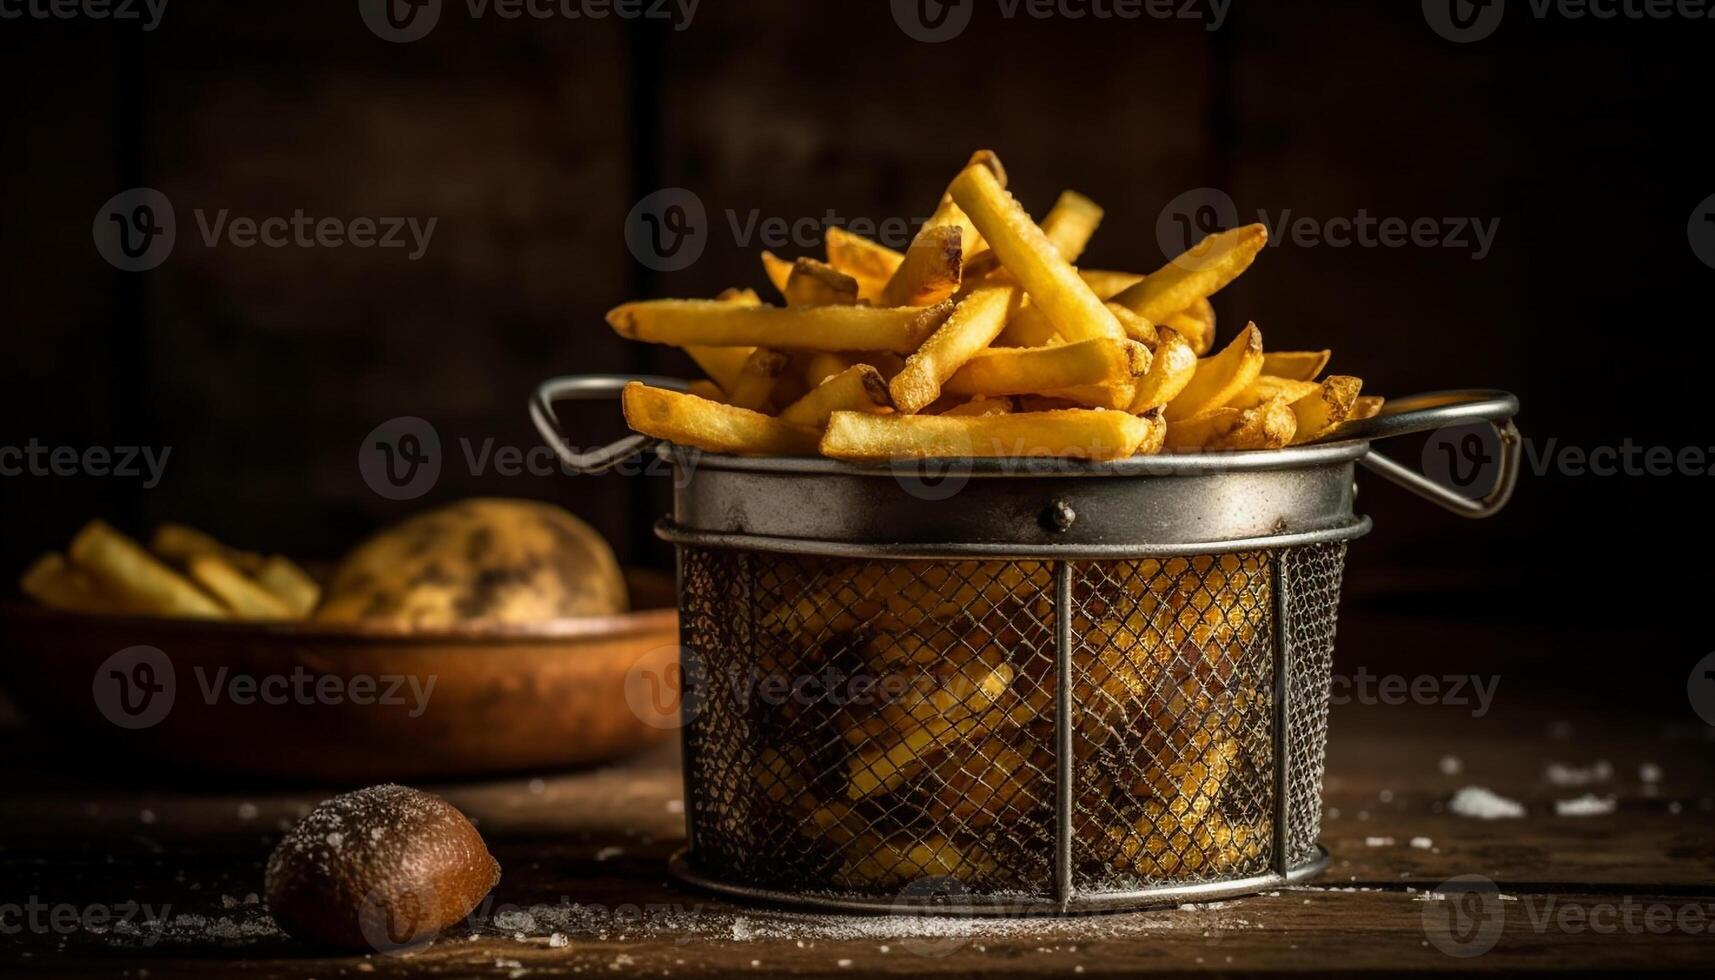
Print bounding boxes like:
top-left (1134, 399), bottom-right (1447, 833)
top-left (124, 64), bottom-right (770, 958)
top-left (1364, 836), bottom-right (1395, 847)
top-left (1546, 761), bottom-right (1612, 787)
top-left (549, 933), bottom-right (569, 948)
top-left (1640, 763), bottom-right (1663, 783)
top-left (1415, 892), bottom-right (1448, 902)
top-left (1499, 894), bottom-right (1519, 902)
top-left (325, 832), bottom-right (344, 848)
top-left (220, 895), bottom-right (238, 909)
top-left (837, 959), bottom-right (852, 968)
top-left (1669, 801), bottom-right (1684, 815)
top-left (1357, 810), bottom-right (1370, 821)
top-left (1439, 755), bottom-right (1463, 776)
top-left (1449, 786), bottom-right (1525, 820)
top-left (877, 945), bottom-right (889, 954)
top-left (1548, 720), bottom-right (1574, 739)
top-left (1378, 789), bottom-right (1394, 803)
top-left (750, 960), bottom-right (761, 968)
top-left (1326, 807), bottom-right (1341, 820)
top-left (1555, 794), bottom-right (1616, 817)
top-left (495, 959), bottom-right (522, 969)
top-left (139, 810), bottom-right (156, 825)
top-left (237, 803), bottom-right (258, 821)
top-left (1410, 837), bottom-right (1434, 850)
top-left (528, 778), bottom-right (546, 795)
top-left (595, 846), bottom-right (625, 862)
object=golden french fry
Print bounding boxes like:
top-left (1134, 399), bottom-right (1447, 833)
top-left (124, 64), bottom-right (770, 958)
top-left (1261, 349), bottom-right (1331, 381)
top-left (685, 347), bottom-right (753, 395)
top-left (945, 338), bottom-right (1141, 398)
top-left (837, 834), bottom-right (997, 887)
top-left (878, 224), bottom-right (963, 307)
top-left (930, 738), bottom-right (1044, 828)
top-left (992, 300), bottom-right (1058, 348)
top-left (784, 257), bottom-right (860, 307)
top-left (822, 408), bottom-right (1154, 462)
top-left (608, 300), bottom-right (947, 354)
top-left (725, 349), bottom-right (789, 411)
top-left (949, 161), bottom-right (1124, 343)
top-left (1134, 408), bottom-right (1168, 455)
top-left (824, 226), bottom-right (904, 296)
top-left (622, 383), bottom-right (819, 456)
top-left (940, 396), bottom-right (1014, 417)
top-left (760, 250), bottom-right (793, 297)
top-left (70, 520), bottom-right (226, 618)
top-left (715, 287), bottom-right (762, 306)
top-left (1040, 189), bottom-right (1103, 264)
top-left (1106, 303), bottom-right (1158, 345)
top-left (1288, 375), bottom-right (1363, 444)
top-left (187, 554), bottom-right (292, 620)
top-left (801, 352), bottom-right (853, 388)
top-left (1163, 406), bottom-right (1242, 452)
top-left (1349, 394), bottom-right (1386, 421)
top-left (1081, 269), bottom-right (1146, 299)
top-left (254, 555), bottom-right (320, 617)
top-left (19, 553), bottom-right (123, 615)
top-left (778, 365), bottom-right (893, 428)
top-left (1040, 382), bottom-right (1137, 410)
top-left (1110, 224), bottom-right (1269, 322)
top-left (687, 379), bottom-right (725, 402)
top-left (1129, 327), bottom-right (1199, 413)
top-left (889, 285), bottom-right (1019, 414)
top-left (1228, 375), bottom-right (1320, 410)
top-left (1164, 322), bottom-right (1264, 422)
top-left (1164, 297), bottom-right (1216, 356)
top-left (1211, 397), bottom-right (1297, 450)
top-left (150, 523), bottom-right (265, 575)
top-left (847, 665), bottom-right (1010, 801)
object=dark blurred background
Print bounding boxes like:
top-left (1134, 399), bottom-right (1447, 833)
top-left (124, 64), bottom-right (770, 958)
top-left (1, 0), bottom-right (1709, 707)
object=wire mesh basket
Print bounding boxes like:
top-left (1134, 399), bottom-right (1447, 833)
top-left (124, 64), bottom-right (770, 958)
top-left (534, 377), bottom-right (1520, 914)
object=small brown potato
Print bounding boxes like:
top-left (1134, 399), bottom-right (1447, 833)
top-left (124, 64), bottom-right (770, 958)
top-left (265, 785), bottom-right (500, 951)
top-left (1163, 323), bottom-right (1265, 422)
top-left (622, 383), bottom-right (820, 456)
top-left (70, 520), bottom-right (226, 619)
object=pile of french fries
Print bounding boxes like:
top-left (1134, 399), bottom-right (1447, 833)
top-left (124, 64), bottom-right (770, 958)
top-left (733, 553), bottom-right (1271, 888)
top-left (20, 521), bottom-right (320, 620)
top-left (610, 150), bottom-right (1384, 460)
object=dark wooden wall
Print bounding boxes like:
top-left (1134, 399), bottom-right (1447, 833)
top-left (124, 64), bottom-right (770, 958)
top-left (2, 0), bottom-right (1711, 683)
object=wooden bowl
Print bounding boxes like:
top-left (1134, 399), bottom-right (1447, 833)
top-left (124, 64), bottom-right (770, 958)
top-left (0, 570), bottom-right (679, 783)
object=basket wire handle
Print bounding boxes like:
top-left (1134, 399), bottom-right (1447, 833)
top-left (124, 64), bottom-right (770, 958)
top-left (1333, 388), bottom-right (1521, 519)
top-left (530, 374), bottom-right (689, 475)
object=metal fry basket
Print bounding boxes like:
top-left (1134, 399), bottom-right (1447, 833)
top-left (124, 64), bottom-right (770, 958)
top-left (533, 377), bottom-right (1520, 914)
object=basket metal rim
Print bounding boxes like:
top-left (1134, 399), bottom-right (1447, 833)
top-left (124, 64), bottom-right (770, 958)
top-left (657, 514), bottom-right (1372, 559)
top-left (667, 847), bottom-right (1332, 916)
top-left (662, 439), bottom-right (1371, 478)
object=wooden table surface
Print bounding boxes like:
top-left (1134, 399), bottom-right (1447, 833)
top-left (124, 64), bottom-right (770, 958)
top-left (2, 660), bottom-right (1712, 976)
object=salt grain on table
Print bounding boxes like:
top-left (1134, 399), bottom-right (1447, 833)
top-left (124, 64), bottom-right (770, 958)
top-left (1555, 794), bottom-right (1616, 817)
top-left (1449, 785), bottom-right (1525, 819)
top-left (1546, 760), bottom-right (1612, 787)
